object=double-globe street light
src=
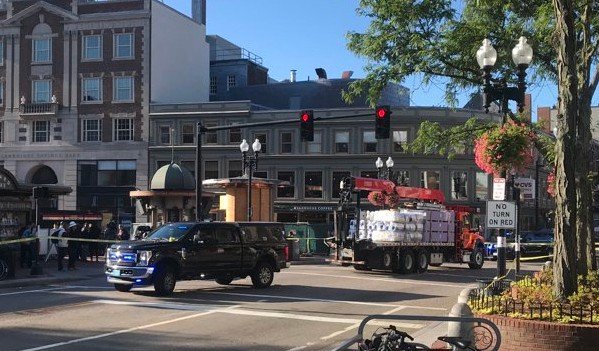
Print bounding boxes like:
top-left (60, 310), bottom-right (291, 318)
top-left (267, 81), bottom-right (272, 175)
top-left (375, 156), bottom-right (395, 180)
top-left (476, 36), bottom-right (533, 278)
top-left (240, 138), bottom-right (262, 221)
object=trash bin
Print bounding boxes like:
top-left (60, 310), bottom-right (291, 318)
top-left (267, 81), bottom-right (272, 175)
top-left (286, 239), bottom-right (300, 261)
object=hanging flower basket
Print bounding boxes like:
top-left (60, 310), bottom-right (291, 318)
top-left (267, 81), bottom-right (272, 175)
top-left (474, 121), bottom-right (535, 175)
top-left (367, 191), bottom-right (386, 207)
top-left (385, 192), bottom-right (401, 208)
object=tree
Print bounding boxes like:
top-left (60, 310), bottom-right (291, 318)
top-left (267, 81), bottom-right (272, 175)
top-left (345, 0), bottom-right (599, 298)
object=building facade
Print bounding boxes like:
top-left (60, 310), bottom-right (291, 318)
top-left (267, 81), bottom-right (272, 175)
top-left (0, 0), bottom-right (209, 223)
top-left (148, 102), bottom-right (555, 236)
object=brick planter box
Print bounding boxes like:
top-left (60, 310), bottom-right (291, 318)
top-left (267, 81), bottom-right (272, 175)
top-left (476, 314), bottom-right (599, 351)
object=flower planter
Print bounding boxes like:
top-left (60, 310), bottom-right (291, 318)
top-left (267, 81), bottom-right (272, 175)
top-left (476, 314), bottom-right (599, 351)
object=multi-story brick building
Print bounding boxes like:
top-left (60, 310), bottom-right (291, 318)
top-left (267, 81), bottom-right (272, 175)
top-left (0, 0), bottom-right (209, 223)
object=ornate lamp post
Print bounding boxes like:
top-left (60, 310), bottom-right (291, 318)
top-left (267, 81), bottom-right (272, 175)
top-left (240, 138), bottom-right (261, 221)
top-left (375, 156), bottom-right (395, 180)
top-left (476, 36), bottom-right (533, 279)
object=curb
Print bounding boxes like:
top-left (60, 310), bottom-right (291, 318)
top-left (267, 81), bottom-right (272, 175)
top-left (0, 273), bottom-right (104, 289)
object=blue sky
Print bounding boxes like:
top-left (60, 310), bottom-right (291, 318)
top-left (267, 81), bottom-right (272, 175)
top-left (166, 0), bottom-right (575, 120)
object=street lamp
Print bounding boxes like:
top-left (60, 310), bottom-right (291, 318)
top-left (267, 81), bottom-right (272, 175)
top-left (240, 138), bottom-right (261, 221)
top-left (477, 36), bottom-right (533, 279)
top-left (375, 156), bottom-right (394, 180)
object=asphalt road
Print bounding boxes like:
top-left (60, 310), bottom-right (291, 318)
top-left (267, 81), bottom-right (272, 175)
top-left (0, 261), bottom-right (541, 351)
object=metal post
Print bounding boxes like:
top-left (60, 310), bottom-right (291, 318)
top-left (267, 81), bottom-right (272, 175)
top-left (534, 158), bottom-right (539, 229)
top-left (496, 171), bottom-right (508, 278)
top-left (195, 123), bottom-right (204, 222)
top-left (247, 161), bottom-right (253, 221)
top-left (514, 187), bottom-right (521, 276)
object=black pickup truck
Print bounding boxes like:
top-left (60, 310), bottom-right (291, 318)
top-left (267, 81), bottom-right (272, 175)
top-left (105, 221), bottom-right (290, 296)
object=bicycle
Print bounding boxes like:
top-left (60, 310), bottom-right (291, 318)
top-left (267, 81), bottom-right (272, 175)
top-left (359, 325), bottom-right (477, 351)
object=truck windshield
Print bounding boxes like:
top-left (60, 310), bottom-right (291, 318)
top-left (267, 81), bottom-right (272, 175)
top-left (146, 224), bottom-right (192, 241)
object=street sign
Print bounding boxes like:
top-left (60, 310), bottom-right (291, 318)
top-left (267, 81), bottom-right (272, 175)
top-left (514, 177), bottom-right (536, 200)
top-left (486, 201), bottom-right (516, 229)
top-left (493, 178), bottom-right (506, 200)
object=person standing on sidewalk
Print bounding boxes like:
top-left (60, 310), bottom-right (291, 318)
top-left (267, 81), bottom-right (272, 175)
top-left (87, 223), bottom-right (101, 262)
top-left (66, 221), bottom-right (78, 271)
top-left (56, 223), bottom-right (68, 271)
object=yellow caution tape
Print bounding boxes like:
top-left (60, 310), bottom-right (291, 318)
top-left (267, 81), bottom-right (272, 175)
top-left (0, 237), bottom-right (38, 245)
top-left (0, 236), bottom-right (124, 246)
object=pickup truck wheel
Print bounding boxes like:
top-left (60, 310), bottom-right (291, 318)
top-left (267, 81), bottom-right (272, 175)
top-left (215, 276), bottom-right (233, 285)
top-left (114, 283), bottom-right (132, 292)
top-left (251, 262), bottom-right (274, 289)
top-left (154, 265), bottom-right (177, 296)
top-left (468, 247), bottom-right (485, 269)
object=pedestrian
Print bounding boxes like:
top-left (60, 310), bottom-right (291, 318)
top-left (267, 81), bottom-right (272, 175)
top-left (56, 222), bottom-right (68, 271)
top-left (87, 223), bottom-right (101, 262)
top-left (20, 224), bottom-right (35, 268)
top-left (79, 222), bottom-right (90, 262)
top-left (117, 225), bottom-right (129, 241)
top-left (66, 221), bottom-right (78, 271)
top-left (103, 221), bottom-right (117, 254)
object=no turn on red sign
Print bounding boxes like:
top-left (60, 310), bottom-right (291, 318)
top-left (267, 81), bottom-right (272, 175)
top-left (486, 200), bottom-right (516, 229)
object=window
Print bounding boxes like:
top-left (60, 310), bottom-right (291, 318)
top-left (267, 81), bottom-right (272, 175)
top-left (95, 160), bottom-right (136, 187)
top-left (159, 126), bottom-right (171, 145)
top-left (332, 171), bottom-right (351, 199)
top-left (228, 160), bottom-right (243, 178)
top-left (82, 78), bottom-right (102, 102)
top-left (114, 33), bottom-right (133, 59)
top-left (0, 121), bottom-right (3, 143)
top-left (363, 131), bottom-right (377, 153)
top-left (335, 131), bottom-right (349, 153)
top-left (77, 161), bottom-right (97, 186)
top-left (204, 123), bottom-right (217, 144)
top-left (420, 170), bottom-right (440, 190)
top-left (394, 170), bottom-right (410, 186)
top-left (280, 132), bottom-right (293, 154)
top-left (304, 171), bottom-right (323, 198)
top-left (113, 118), bottom-right (133, 141)
top-left (476, 172), bottom-right (489, 201)
top-left (114, 76), bottom-right (133, 102)
top-left (32, 120), bottom-right (50, 142)
top-left (254, 171), bottom-right (267, 179)
top-left (307, 131), bottom-right (322, 153)
top-left (277, 171), bottom-right (295, 198)
top-left (451, 171), bottom-right (468, 200)
top-left (82, 119), bottom-right (101, 142)
top-left (83, 35), bottom-right (102, 60)
top-left (229, 127), bottom-right (241, 144)
top-left (205, 161), bottom-right (219, 179)
top-left (210, 76), bottom-right (217, 94)
top-left (227, 75), bottom-right (236, 90)
top-left (0, 82), bottom-right (4, 105)
top-left (393, 130), bottom-right (408, 152)
top-left (33, 39), bottom-right (51, 63)
top-left (253, 132), bottom-right (267, 154)
top-left (33, 80), bottom-right (51, 103)
top-left (0, 41), bottom-right (4, 65)
top-left (181, 124), bottom-right (194, 144)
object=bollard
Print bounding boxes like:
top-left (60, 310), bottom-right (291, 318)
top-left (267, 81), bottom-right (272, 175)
top-left (447, 302), bottom-right (474, 350)
top-left (457, 287), bottom-right (475, 304)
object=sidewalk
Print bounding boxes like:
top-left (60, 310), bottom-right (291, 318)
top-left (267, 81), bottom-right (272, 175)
top-left (0, 258), bottom-right (106, 289)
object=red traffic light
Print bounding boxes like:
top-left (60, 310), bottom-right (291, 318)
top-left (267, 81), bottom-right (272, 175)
top-left (301, 113), bottom-right (310, 122)
top-left (376, 108), bottom-right (386, 119)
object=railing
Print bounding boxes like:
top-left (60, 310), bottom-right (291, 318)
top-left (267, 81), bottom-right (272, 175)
top-left (19, 103), bottom-right (59, 115)
top-left (213, 48), bottom-right (263, 65)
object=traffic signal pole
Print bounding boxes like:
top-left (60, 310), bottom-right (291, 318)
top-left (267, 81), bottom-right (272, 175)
top-left (194, 110), bottom-right (385, 222)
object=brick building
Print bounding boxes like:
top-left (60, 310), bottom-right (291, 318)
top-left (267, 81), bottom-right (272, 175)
top-left (0, 0), bottom-right (209, 223)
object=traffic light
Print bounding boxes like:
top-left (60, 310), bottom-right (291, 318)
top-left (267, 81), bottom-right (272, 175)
top-left (300, 110), bottom-right (314, 142)
top-left (32, 186), bottom-right (49, 199)
top-left (375, 105), bottom-right (391, 139)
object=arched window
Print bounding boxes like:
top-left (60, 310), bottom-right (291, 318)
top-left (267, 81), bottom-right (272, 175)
top-left (30, 165), bottom-right (58, 184)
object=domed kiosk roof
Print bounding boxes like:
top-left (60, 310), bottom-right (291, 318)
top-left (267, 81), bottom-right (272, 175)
top-left (150, 163), bottom-right (195, 190)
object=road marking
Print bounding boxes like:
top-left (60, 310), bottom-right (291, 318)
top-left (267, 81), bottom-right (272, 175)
top-left (320, 305), bottom-right (409, 341)
top-left (17, 305), bottom-right (239, 351)
top-left (92, 299), bottom-right (229, 311)
top-left (0, 287), bottom-right (65, 297)
top-left (204, 291), bottom-right (447, 311)
top-left (283, 271), bottom-right (469, 289)
top-left (286, 346), bottom-right (307, 351)
top-left (217, 308), bottom-right (423, 329)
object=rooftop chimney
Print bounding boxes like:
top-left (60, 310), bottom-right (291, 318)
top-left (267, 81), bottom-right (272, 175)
top-left (315, 68), bottom-right (327, 80)
top-left (341, 71), bottom-right (354, 79)
top-left (191, 0), bottom-right (206, 25)
top-left (290, 70), bottom-right (297, 83)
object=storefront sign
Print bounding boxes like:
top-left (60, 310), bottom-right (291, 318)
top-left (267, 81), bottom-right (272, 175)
top-left (0, 201), bottom-right (31, 211)
top-left (0, 170), bottom-right (18, 190)
top-left (274, 204), bottom-right (336, 213)
top-left (514, 177), bottom-right (536, 200)
top-left (1, 152), bottom-right (80, 160)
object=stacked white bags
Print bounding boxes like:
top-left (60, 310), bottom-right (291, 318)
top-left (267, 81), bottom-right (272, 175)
top-left (358, 209), bottom-right (426, 242)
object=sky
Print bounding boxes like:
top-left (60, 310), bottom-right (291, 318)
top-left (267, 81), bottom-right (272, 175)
top-left (163, 0), bottom-right (592, 120)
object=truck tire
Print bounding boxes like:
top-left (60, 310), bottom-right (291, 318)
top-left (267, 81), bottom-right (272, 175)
top-left (415, 250), bottom-right (429, 273)
top-left (215, 276), bottom-right (233, 285)
top-left (154, 264), bottom-right (177, 296)
top-left (397, 249), bottom-right (416, 274)
top-left (251, 261), bottom-right (274, 289)
top-left (353, 264), bottom-right (371, 271)
top-left (382, 251), bottom-right (394, 270)
top-left (114, 283), bottom-right (132, 292)
top-left (468, 247), bottom-right (485, 269)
